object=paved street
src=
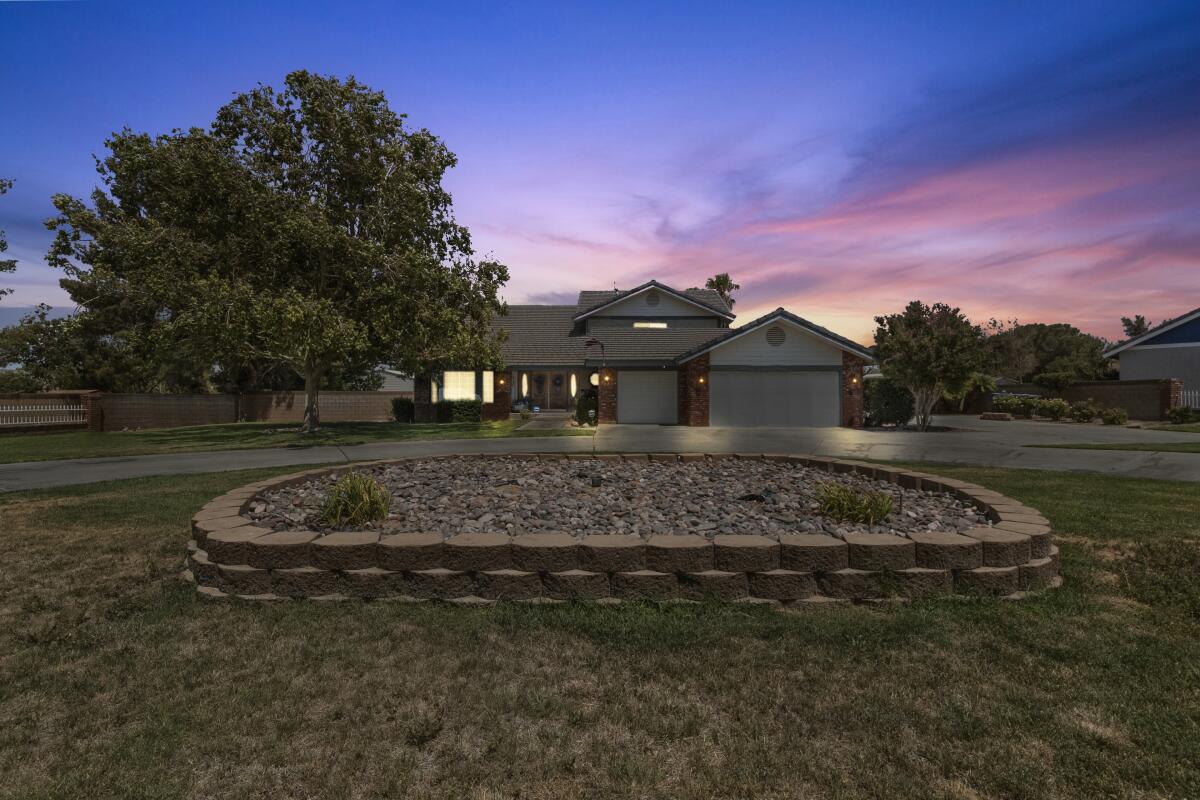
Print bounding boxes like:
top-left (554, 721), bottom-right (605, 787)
top-left (1, 416), bottom-right (1197, 491)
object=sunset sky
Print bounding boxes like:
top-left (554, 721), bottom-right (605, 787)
top-left (1, 0), bottom-right (1197, 342)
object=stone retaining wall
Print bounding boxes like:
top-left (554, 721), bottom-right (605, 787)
top-left (185, 454), bottom-right (1060, 605)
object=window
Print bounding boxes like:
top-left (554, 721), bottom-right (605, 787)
top-left (482, 371), bottom-right (494, 404)
top-left (570, 373), bottom-right (577, 397)
top-left (442, 371), bottom-right (477, 400)
top-left (633, 321), bottom-right (668, 329)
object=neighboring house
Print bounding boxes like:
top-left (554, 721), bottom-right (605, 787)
top-left (1103, 307), bottom-right (1200, 404)
top-left (377, 369), bottom-right (414, 393)
top-left (426, 280), bottom-right (874, 427)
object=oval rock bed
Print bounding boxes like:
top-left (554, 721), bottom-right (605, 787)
top-left (186, 454), bottom-right (1061, 605)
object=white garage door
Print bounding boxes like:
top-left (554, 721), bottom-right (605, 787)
top-left (710, 370), bottom-right (840, 427)
top-left (617, 370), bottom-right (677, 424)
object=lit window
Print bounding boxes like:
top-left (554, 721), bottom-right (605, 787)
top-left (443, 371), bottom-right (477, 400)
top-left (570, 373), bottom-right (578, 397)
top-left (482, 371), bottom-right (494, 403)
top-left (633, 321), bottom-right (668, 329)
top-left (589, 372), bottom-right (599, 387)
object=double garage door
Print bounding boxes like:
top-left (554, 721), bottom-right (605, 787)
top-left (709, 370), bottom-right (840, 427)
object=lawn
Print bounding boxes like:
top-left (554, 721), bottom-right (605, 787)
top-left (1030, 441), bottom-right (1200, 453)
top-left (2, 463), bottom-right (1199, 798)
top-left (0, 419), bottom-right (592, 464)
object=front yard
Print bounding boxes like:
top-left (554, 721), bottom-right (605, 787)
top-left (1, 463), bottom-right (1198, 798)
top-left (0, 419), bottom-right (592, 464)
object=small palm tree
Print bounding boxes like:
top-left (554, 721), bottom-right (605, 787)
top-left (705, 273), bottom-right (740, 309)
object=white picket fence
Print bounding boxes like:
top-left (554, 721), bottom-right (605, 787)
top-left (0, 398), bottom-right (87, 428)
top-left (1184, 388), bottom-right (1200, 410)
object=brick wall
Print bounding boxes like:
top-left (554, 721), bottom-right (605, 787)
top-left (482, 372), bottom-right (512, 421)
top-left (88, 391), bottom-right (412, 431)
top-left (841, 353), bottom-right (866, 428)
top-left (677, 354), bottom-right (709, 426)
top-left (597, 368), bottom-right (618, 423)
top-left (987, 379), bottom-right (1182, 420)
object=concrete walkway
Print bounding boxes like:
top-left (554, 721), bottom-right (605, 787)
top-left (1, 416), bottom-right (1197, 491)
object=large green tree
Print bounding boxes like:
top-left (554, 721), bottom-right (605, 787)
top-left (46, 71), bottom-right (507, 430)
top-left (984, 320), bottom-right (1110, 384)
top-left (0, 178), bottom-right (15, 297)
top-left (874, 301), bottom-right (985, 431)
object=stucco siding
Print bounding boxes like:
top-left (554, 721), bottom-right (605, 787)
top-left (709, 321), bottom-right (842, 367)
top-left (1120, 346), bottom-right (1200, 389)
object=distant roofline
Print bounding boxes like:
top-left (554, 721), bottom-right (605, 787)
top-left (1103, 307), bottom-right (1200, 357)
top-left (573, 280), bottom-right (736, 322)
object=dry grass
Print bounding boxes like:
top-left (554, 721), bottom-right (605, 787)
top-left (1, 465), bottom-right (1199, 799)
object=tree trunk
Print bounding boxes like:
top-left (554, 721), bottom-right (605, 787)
top-left (912, 387), bottom-right (939, 432)
top-left (301, 368), bottom-right (323, 433)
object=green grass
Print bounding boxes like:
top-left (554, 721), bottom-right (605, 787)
top-left (1149, 423), bottom-right (1200, 433)
top-left (2, 463), bottom-right (1199, 798)
top-left (0, 419), bottom-right (591, 464)
top-left (1029, 441), bottom-right (1200, 453)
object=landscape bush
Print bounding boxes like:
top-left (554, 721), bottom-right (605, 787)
top-left (1033, 397), bottom-right (1071, 420)
top-left (434, 399), bottom-right (482, 423)
top-left (574, 389), bottom-right (598, 426)
top-left (391, 397), bottom-right (415, 423)
top-left (816, 482), bottom-right (894, 525)
top-left (1070, 400), bottom-right (1100, 423)
top-left (321, 472), bottom-right (391, 527)
top-left (992, 393), bottom-right (1036, 418)
top-left (864, 377), bottom-right (915, 426)
top-left (1102, 407), bottom-right (1130, 426)
top-left (1167, 406), bottom-right (1197, 425)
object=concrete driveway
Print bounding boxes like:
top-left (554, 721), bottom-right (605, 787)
top-left (0, 415), bottom-right (1196, 491)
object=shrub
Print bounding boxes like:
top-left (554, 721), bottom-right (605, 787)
top-left (816, 482), bottom-right (894, 526)
top-left (574, 389), bottom-right (598, 426)
top-left (519, 408), bottom-right (533, 420)
top-left (321, 472), bottom-right (391, 527)
top-left (1070, 400), bottom-right (1099, 423)
top-left (1032, 371), bottom-right (1076, 394)
top-left (1033, 397), bottom-right (1070, 420)
top-left (864, 378), bottom-right (915, 426)
top-left (434, 399), bottom-right (481, 423)
top-left (992, 393), bottom-right (1037, 418)
top-left (1167, 406), bottom-right (1197, 425)
top-left (391, 396), bottom-right (415, 423)
top-left (1102, 407), bottom-right (1129, 426)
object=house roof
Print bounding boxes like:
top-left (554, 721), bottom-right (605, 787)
top-left (674, 307), bottom-right (875, 363)
top-left (1103, 307), bottom-right (1200, 357)
top-left (490, 305), bottom-right (581, 366)
top-left (574, 280), bottom-right (734, 321)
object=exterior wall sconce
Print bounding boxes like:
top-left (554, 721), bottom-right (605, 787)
top-left (698, 375), bottom-right (706, 384)
top-left (851, 375), bottom-right (859, 384)
top-left (498, 377), bottom-right (506, 386)
top-left (603, 373), bottom-right (611, 382)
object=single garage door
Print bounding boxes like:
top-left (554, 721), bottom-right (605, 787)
top-left (709, 370), bottom-right (840, 427)
top-left (617, 370), bottom-right (677, 424)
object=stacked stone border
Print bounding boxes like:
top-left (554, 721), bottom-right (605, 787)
top-left (185, 454), bottom-right (1061, 606)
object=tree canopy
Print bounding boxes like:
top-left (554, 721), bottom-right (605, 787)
top-left (704, 273), bottom-right (740, 308)
top-left (874, 301), bottom-right (984, 431)
top-left (45, 71), bottom-right (507, 428)
top-left (1121, 315), bottom-right (1155, 338)
top-left (0, 178), bottom-right (15, 298)
top-left (984, 320), bottom-right (1111, 385)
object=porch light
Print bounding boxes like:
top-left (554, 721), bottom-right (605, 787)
top-left (698, 375), bottom-right (706, 384)
top-left (603, 373), bottom-right (611, 383)
top-left (851, 375), bottom-right (859, 384)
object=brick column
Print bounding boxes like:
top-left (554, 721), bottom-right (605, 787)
top-left (841, 353), bottom-right (865, 428)
top-left (482, 371), bottom-right (512, 422)
top-left (677, 354), bottom-right (710, 426)
top-left (597, 368), bottom-right (618, 423)
top-left (1165, 378), bottom-right (1183, 418)
top-left (82, 392), bottom-right (105, 432)
top-left (413, 374), bottom-right (434, 423)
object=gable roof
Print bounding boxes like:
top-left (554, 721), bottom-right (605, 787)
top-left (574, 280), bottom-right (734, 321)
top-left (674, 307), bottom-right (875, 364)
top-left (1104, 307), bottom-right (1200, 357)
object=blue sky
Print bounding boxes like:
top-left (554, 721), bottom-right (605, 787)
top-left (2, 0), bottom-right (1198, 339)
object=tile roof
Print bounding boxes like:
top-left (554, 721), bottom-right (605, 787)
top-left (574, 280), bottom-right (734, 319)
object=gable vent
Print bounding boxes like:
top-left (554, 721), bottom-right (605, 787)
top-left (766, 326), bottom-right (786, 347)
top-left (645, 290), bottom-right (661, 307)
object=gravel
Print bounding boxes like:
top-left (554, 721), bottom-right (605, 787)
top-left (244, 457), bottom-right (989, 541)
